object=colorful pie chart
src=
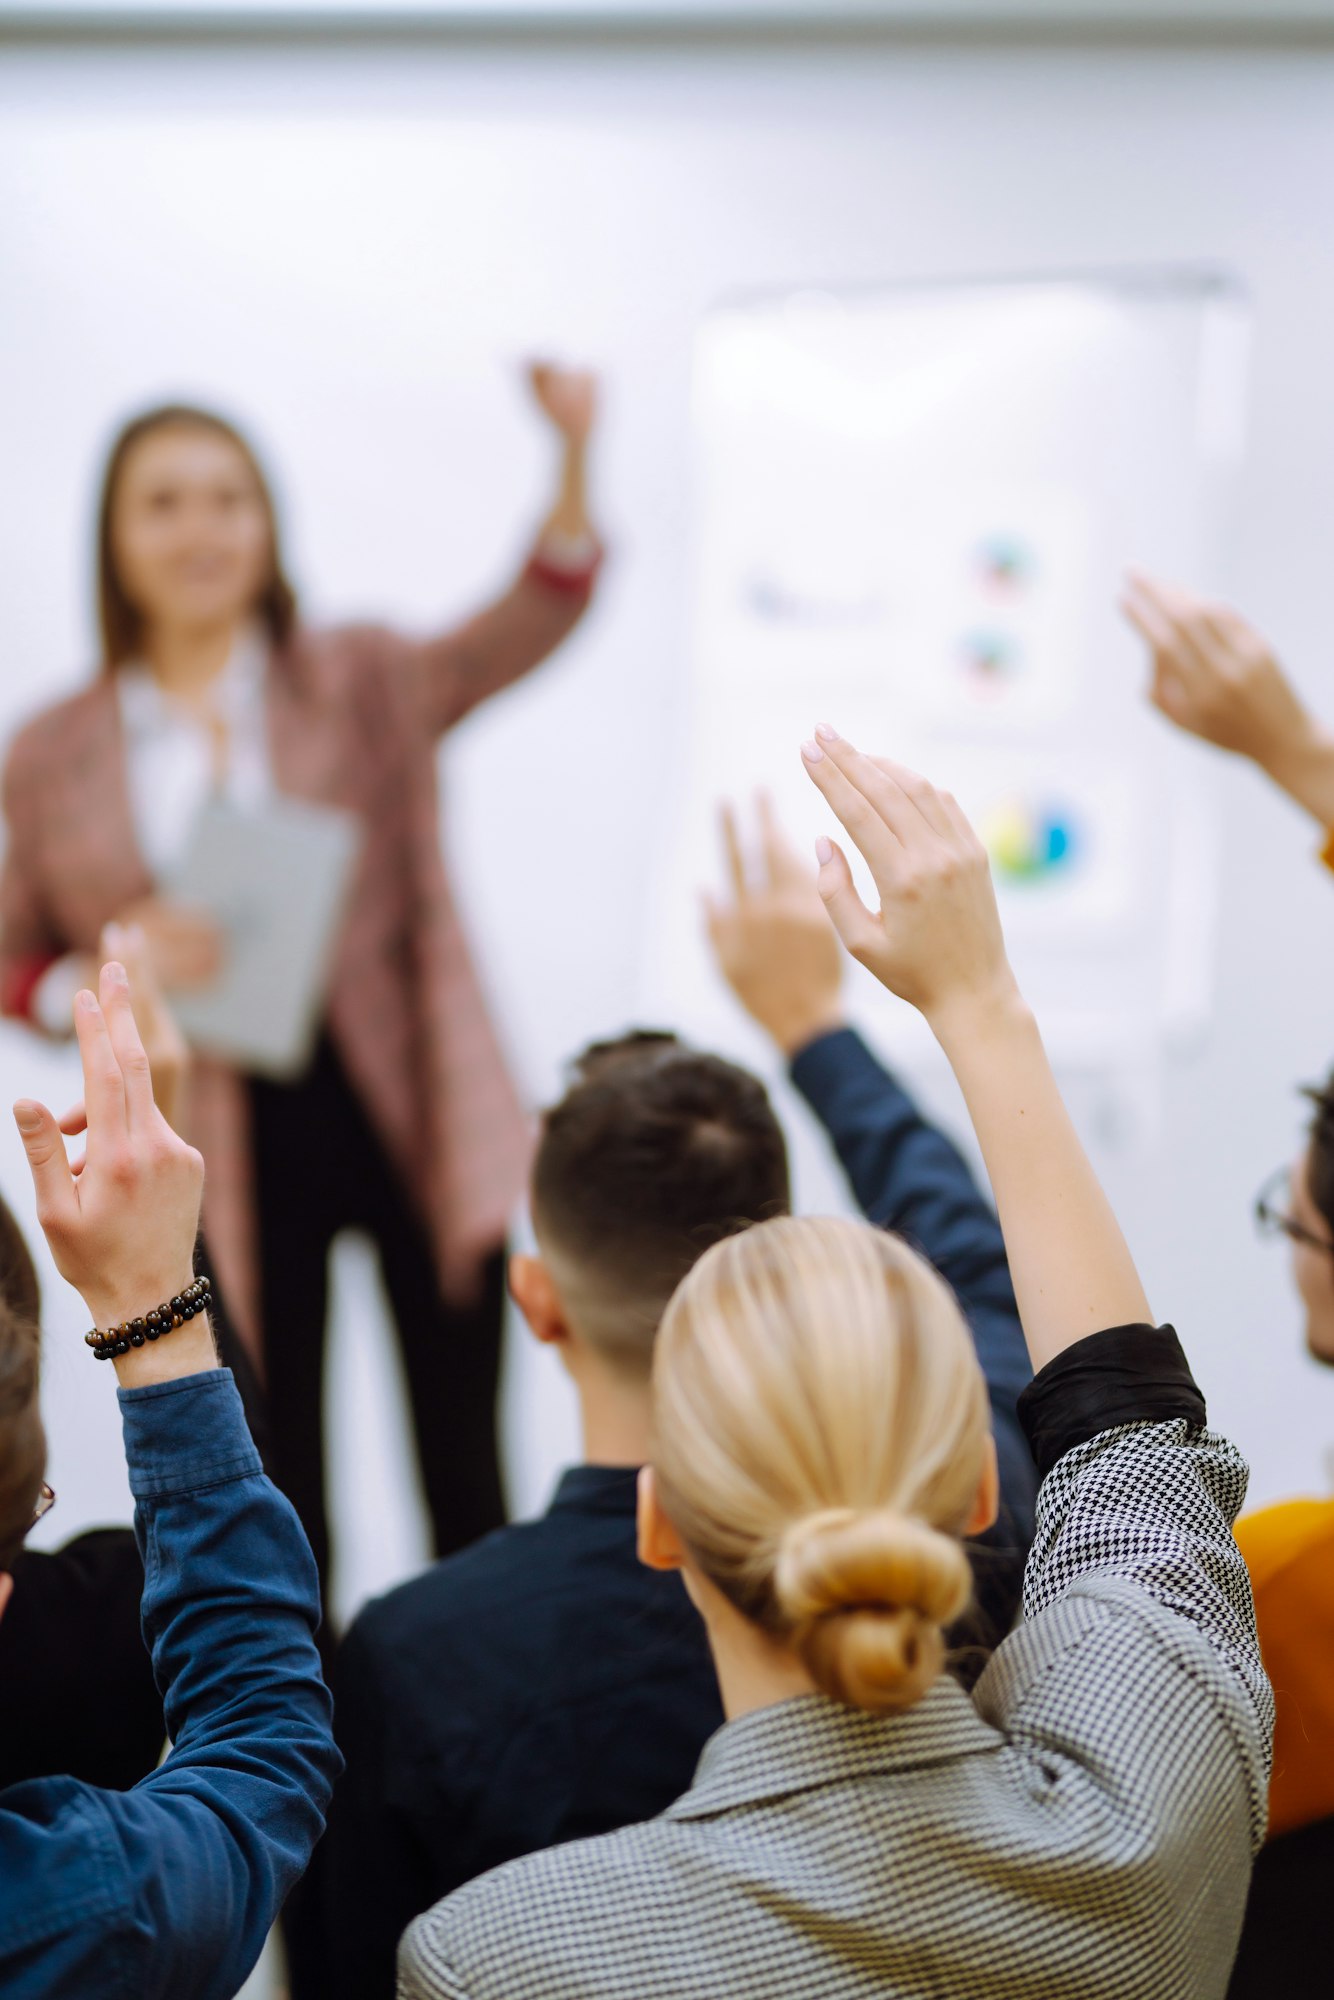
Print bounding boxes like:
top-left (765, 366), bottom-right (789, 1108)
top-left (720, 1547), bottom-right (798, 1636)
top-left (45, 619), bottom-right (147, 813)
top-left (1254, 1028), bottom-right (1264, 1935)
top-left (959, 628), bottom-right (1019, 692)
top-left (975, 533), bottom-right (1036, 596)
top-left (982, 800), bottom-right (1079, 883)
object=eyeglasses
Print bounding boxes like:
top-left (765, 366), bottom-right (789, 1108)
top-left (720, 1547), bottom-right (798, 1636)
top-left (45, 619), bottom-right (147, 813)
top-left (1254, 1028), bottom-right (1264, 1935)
top-left (1254, 1166), bottom-right (1334, 1256)
top-left (30, 1483), bottom-right (55, 1531)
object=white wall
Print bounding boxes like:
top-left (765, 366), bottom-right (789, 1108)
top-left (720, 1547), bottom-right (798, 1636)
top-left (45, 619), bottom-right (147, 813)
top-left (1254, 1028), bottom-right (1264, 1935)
top-left (3, 29), bottom-right (1334, 1620)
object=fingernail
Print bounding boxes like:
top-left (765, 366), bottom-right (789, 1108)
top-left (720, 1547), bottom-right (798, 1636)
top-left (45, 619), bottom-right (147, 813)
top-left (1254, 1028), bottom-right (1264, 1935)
top-left (105, 961), bottom-right (128, 986)
top-left (815, 723), bottom-right (838, 742)
top-left (13, 1101), bottom-right (40, 1133)
top-left (815, 836), bottom-right (833, 865)
top-left (75, 989), bottom-right (97, 1013)
top-left (801, 739), bottom-right (825, 764)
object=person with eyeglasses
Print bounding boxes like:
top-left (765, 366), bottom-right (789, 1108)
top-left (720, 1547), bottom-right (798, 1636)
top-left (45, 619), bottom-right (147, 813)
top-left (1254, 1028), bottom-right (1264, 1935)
top-left (1202, 1083), bottom-right (1334, 2000)
top-left (0, 956), bottom-right (339, 2000)
top-left (1122, 571), bottom-right (1334, 1996)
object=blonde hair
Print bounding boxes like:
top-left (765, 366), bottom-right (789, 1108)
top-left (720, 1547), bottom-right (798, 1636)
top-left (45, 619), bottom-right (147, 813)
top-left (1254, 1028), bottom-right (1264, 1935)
top-left (651, 1214), bottom-right (990, 1715)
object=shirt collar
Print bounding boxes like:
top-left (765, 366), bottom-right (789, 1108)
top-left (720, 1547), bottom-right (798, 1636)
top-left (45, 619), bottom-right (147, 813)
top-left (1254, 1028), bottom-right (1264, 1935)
top-left (665, 1680), bottom-right (1001, 1822)
top-left (116, 624), bottom-right (269, 732)
top-left (546, 1463), bottom-right (641, 1519)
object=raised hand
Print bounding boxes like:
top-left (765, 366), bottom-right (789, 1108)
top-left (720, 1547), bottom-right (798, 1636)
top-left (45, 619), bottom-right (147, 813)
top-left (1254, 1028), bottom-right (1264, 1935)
top-left (705, 794), bottom-right (845, 1055)
top-left (802, 724), bottom-right (1150, 1367)
top-left (800, 727), bottom-right (1014, 1031)
top-left (1121, 572), bottom-right (1334, 829)
top-left (13, 959), bottom-right (209, 1382)
top-left (528, 362), bottom-right (598, 445)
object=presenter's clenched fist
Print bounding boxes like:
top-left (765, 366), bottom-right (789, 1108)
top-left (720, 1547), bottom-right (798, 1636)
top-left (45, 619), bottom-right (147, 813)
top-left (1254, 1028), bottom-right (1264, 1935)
top-left (528, 363), bottom-right (598, 444)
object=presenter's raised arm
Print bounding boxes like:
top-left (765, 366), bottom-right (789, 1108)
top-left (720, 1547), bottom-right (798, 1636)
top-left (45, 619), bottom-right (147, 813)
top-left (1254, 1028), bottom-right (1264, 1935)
top-left (801, 726), bottom-right (1151, 1371)
top-left (412, 363), bottom-right (602, 738)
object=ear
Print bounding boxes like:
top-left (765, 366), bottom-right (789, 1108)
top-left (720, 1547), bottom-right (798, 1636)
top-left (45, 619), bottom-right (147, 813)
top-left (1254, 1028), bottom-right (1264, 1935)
top-left (0, 1572), bottom-right (13, 1628)
top-left (637, 1465), bottom-right (688, 1573)
top-left (508, 1254), bottom-right (569, 1348)
top-left (964, 1435), bottom-right (1000, 1538)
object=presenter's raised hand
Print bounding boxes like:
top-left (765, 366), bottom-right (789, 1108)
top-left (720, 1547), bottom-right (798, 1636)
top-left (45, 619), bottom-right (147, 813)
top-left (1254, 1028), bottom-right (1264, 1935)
top-left (528, 362), bottom-right (598, 446)
top-left (801, 727), bottom-right (1014, 1033)
top-left (705, 795), bottom-right (845, 1055)
top-left (13, 959), bottom-right (211, 1386)
top-left (1121, 571), bottom-right (1334, 830)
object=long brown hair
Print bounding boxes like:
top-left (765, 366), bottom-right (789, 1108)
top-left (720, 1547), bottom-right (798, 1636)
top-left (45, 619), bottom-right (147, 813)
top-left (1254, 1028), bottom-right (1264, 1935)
top-left (96, 403), bottom-right (299, 670)
top-left (0, 1193), bottom-right (43, 1571)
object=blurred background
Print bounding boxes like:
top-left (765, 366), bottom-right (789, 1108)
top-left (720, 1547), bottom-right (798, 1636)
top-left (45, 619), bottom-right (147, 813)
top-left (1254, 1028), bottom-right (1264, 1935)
top-left (3, 0), bottom-right (1333, 1669)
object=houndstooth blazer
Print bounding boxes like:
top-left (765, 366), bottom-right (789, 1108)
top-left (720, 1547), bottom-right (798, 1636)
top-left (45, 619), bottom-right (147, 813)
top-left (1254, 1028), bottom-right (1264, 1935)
top-left (399, 1418), bottom-right (1273, 2000)
top-left (0, 552), bottom-right (595, 1362)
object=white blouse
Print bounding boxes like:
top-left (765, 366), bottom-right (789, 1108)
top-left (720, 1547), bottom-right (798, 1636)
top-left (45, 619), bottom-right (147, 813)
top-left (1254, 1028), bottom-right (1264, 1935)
top-left (32, 629), bottom-right (273, 1032)
top-left (114, 626), bottom-right (274, 880)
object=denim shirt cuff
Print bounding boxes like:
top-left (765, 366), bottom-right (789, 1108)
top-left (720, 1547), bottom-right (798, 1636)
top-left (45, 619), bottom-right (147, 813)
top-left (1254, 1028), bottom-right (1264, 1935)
top-left (118, 1368), bottom-right (263, 1501)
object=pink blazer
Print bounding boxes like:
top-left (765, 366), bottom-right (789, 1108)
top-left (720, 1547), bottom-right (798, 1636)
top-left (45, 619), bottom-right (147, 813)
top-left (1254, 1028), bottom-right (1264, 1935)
top-left (0, 553), bottom-right (596, 1365)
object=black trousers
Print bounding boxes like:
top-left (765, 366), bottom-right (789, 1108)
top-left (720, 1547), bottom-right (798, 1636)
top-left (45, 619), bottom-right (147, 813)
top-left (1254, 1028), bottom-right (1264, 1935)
top-left (249, 1034), bottom-right (508, 1610)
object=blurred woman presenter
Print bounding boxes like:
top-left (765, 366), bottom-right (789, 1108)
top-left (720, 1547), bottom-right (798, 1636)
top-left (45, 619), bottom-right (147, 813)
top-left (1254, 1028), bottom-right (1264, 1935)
top-left (0, 368), bottom-right (601, 1599)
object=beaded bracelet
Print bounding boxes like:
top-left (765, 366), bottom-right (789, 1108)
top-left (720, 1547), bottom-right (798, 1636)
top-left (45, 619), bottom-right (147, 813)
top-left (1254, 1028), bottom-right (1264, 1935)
top-left (84, 1275), bottom-right (213, 1361)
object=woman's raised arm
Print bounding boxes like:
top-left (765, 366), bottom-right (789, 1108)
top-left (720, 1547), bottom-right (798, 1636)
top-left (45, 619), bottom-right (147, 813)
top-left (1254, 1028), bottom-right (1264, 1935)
top-left (802, 726), bottom-right (1151, 1371)
top-left (408, 363), bottom-right (602, 740)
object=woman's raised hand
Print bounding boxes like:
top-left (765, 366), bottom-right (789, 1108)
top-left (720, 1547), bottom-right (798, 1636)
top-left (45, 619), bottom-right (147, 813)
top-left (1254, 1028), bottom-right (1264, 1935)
top-left (801, 726), bottom-right (1016, 1031)
top-left (13, 958), bottom-right (205, 1350)
top-left (804, 723), bottom-right (1150, 1365)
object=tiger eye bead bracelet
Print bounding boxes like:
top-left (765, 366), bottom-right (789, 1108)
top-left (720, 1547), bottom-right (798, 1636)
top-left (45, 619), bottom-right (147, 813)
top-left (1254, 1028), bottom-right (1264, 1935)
top-left (85, 1275), bottom-right (213, 1361)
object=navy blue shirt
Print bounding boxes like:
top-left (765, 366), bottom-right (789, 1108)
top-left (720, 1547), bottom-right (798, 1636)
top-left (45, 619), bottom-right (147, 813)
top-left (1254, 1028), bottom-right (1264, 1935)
top-left (318, 1026), bottom-right (1036, 2000)
top-left (0, 1370), bottom-right (339, 2000)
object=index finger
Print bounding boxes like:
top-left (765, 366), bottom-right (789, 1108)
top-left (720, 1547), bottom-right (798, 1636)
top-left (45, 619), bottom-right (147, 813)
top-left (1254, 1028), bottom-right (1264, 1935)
top-left (73, 988), bottom-right (127, 1154)
top-left (801, 734), bottom-right (905, 886)
top-left (99, 958), bottom-right (157, 1131)
top-left (814, 729), bottom-right (931, 850)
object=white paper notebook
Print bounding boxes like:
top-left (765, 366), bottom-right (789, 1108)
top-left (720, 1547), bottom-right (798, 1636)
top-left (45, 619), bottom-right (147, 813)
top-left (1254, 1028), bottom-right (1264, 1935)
top-left (166, 797), bottom-right (361, 1080)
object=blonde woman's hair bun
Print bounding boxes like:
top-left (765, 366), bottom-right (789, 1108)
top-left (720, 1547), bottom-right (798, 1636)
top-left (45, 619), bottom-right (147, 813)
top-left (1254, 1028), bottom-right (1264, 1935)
top-left (774, 1506), bottom-right (973, 1714)
top-left (650, 1216), bottom-right (991, 1717)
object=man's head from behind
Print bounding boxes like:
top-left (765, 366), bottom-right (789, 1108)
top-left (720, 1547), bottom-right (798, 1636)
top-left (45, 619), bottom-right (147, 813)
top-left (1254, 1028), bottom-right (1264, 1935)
top-left (514, 1031), bottom-right (790, 1385)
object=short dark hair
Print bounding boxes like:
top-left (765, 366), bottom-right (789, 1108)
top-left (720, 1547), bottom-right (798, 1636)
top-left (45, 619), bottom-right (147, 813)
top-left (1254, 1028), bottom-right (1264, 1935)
top-left (96, 402), bottom-right (298, 669)
top-left (1304, 1073), bottom-right (1334, 1241)
top-left (531, 1030), bottom-right (791, 1374)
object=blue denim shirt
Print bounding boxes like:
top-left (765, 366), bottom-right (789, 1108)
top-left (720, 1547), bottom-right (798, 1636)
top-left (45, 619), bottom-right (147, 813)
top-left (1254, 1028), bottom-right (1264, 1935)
top-left (0, 1368), bottom-right (340, 1999)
